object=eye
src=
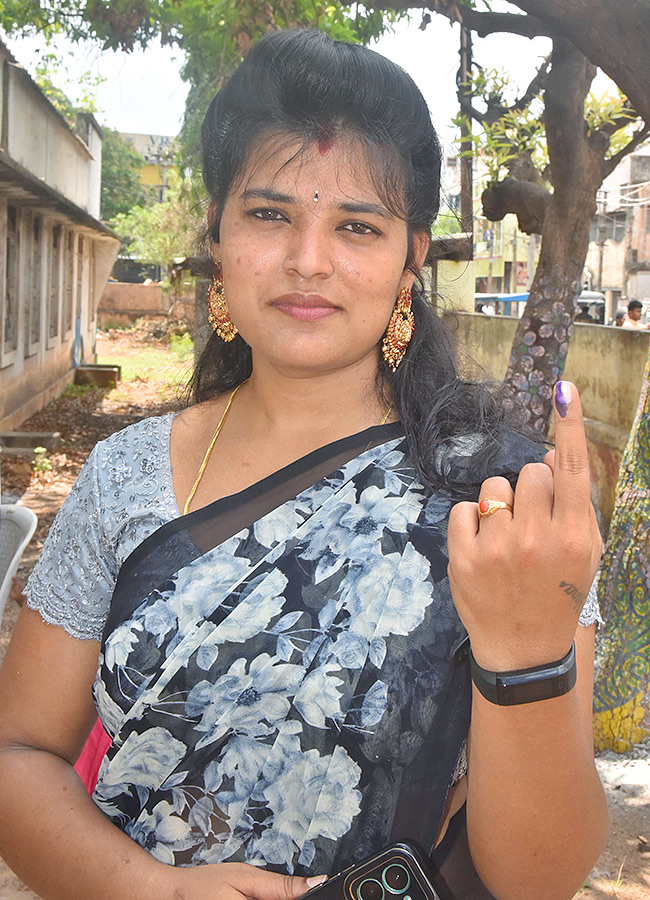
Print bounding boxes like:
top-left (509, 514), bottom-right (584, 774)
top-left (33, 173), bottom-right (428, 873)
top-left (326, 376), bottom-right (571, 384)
top-left (248, 207), bottom-right (288, 222)
top-left (340, 221), bottom-right (381, 236)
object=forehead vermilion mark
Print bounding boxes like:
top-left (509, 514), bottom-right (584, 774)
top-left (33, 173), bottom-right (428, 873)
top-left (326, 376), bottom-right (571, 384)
top-left (316, 126), bottom-right (334, 155)
top-left (317, 136), bottom-right (333, 155)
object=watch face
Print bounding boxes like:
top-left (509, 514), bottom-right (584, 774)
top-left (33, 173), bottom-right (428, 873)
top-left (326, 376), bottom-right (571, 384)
top-left (497, 673), bottom-right (568, 704)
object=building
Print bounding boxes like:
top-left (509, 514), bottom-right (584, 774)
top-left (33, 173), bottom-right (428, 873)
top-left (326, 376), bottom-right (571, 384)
top-left (585, 144), bottom-right (650, 322)
top-left (119, 132), bottom-right (176, 202)
top-left (444, 154), bottom-right (539, 302)
top-left (0, 40), bottom-right (120, 430)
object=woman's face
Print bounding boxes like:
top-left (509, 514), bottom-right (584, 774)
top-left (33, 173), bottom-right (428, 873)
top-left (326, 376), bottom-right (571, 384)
top-left (212, 137), bottom-right (429, 378)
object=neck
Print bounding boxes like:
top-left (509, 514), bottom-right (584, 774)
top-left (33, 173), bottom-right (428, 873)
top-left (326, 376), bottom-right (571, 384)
top-left (235, 354), bottom-right (392, 440)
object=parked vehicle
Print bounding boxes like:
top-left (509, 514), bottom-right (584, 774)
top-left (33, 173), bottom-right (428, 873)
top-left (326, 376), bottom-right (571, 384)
top-left (474, 292), bottom-right (529, 317)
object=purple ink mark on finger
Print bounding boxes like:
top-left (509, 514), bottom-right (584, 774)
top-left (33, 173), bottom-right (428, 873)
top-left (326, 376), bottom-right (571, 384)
top-left (555, 380), bottom-right (572, 418)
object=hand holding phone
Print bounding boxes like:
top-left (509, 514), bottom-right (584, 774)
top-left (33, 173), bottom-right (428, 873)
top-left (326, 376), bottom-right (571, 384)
top-left (300, 842), bottom-right (442, 900)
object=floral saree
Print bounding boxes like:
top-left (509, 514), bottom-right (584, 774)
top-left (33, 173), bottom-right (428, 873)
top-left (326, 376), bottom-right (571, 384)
top-left (92, 423), bottom-right (526, 885)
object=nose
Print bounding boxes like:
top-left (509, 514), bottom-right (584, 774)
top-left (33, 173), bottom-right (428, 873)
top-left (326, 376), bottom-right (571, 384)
top-left (283, 221), bottom-right (334, 280)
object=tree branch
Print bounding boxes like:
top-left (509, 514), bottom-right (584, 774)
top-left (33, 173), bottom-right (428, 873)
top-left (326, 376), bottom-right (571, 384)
top-left (477, 58), bottom-right (550, 127)
top-left (602, 124), bottom-right (650, 178)
top-left (507, 0), bottom-right (650, 127)
top-left (371, 1), bottom-right (554, 38)
top-left (597, 107), bottom-right (639, 138)
top-left (481, 177), bottom-right (551, 234)
top-left (513, 57), bottom-right (550, 112)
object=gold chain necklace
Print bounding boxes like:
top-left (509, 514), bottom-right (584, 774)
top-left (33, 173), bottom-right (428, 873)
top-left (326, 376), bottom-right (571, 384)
top-left (182, 384), bottom-right (393, 516)
top-left (182, 381), bottom-right (246, 515)
top-left (379, 404), bottom-right (392, 426)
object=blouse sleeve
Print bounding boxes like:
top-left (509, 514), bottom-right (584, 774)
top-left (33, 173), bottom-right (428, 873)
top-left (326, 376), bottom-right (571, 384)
top-left (23, 443), bottom-right (117, 641)
top-left (578, 573), bottom-right (604, 628)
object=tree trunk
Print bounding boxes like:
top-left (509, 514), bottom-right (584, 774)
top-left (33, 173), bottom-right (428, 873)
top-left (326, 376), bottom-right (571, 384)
top-left (510, 0), bottom-right (650, 127)
top-left (592, 343), bottom-right (650, 752)
top-left (503, 38), bottom-right (601, 435)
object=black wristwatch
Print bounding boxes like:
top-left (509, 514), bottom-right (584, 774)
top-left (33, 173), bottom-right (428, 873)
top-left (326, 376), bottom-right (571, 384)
top-left (469, 643), bottom-right (577, 706)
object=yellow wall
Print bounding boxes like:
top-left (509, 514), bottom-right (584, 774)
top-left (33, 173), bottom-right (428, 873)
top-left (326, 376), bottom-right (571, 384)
top-left (437, 260), bottom-right (475, 313)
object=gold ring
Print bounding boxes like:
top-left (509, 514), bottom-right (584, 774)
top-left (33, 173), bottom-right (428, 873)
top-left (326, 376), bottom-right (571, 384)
top-left (478, 498), bottom-right (513, 519)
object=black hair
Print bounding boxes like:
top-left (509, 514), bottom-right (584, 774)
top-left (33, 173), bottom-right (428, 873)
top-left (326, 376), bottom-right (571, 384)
top-left (628, 299), bottom-right (643, 311)
top-left (190, 28), bottom-right (529, 499)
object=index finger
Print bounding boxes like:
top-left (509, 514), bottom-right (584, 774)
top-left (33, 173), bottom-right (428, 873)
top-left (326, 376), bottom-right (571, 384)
top-left (552, 380), bottom-right (591, 521)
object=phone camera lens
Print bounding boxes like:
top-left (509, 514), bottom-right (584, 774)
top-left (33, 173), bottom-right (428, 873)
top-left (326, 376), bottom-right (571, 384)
top-left (382, 864), bottom-right (410, 894)
top-left (357, 878), bottom-right (385, 900)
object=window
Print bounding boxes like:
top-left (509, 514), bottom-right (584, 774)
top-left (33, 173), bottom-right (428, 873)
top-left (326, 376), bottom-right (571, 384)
top-left (29, 215), bottom-right (42, 347)
top-left (590, 211), bottom-right (627, 243)
top-left (88, 242), bottom-right (96, 322)
top-left (76, 235), bottom-right (84, 320)
top-left (48, 224), bottom-right (61, 340)
top-left (4, 205), bottom-right (18, 355)
top-left (64, 230), bottom-right (74, 333)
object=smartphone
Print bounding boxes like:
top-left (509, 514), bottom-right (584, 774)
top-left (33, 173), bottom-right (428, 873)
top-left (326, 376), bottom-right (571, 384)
top-left (300, 841), bottom-right (442, 900)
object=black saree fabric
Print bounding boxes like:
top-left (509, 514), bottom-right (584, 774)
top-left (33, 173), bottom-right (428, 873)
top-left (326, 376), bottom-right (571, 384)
top-left (92, 423), bottom-right (541, 886)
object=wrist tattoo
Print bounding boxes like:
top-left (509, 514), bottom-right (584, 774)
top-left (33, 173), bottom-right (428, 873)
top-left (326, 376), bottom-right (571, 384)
top-left (560, 580), bottom-right (586, 610)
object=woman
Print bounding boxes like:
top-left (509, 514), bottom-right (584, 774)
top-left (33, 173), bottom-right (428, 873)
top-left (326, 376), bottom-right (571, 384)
top-left (0, 29), bottom-right (607, 900)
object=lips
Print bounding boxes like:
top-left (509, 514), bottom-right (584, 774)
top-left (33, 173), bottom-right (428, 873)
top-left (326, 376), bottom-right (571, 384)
top-left (270, 292), bottom-right (339, 321)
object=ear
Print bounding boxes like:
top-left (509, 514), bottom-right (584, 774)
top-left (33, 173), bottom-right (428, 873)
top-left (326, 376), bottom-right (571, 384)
top-left (207, 201), bottom-right (221, 260)
top-left (411, 230), bottom-right (430, 272)
top-left (400, 231), bottom-right (430, 292)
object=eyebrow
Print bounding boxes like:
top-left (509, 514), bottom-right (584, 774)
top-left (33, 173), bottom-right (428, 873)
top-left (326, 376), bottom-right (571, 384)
top-left (338, 201), bottom-right (393, 220)
top-left (239, 188), bottom-right (393, 219)
top-left (240, 188), bottom-right (294, 204)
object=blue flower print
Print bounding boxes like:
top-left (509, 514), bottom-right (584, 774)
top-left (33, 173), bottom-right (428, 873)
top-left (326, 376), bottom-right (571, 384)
top-left (104, 620), bottom-right (143, 670)
top-left (302, 484), bottom-right (420, 582)
top-left (254, 505), bottom-right (303, 548)
top-left (127, 800), bottom-right (194, 864)
top-left (261, 745), bottom-right (362, 847)
top-left (187, 654), bottom-right (305, 747)
top-left (141, 598), bottom-right (178, 647)
top-left (167, 539), bottom-right (252, 626)
top-left (100, 727), bottom-right (187, 792)
top-left (341, 545), bottom-right (433, 642)
top-left (293, 663), bottom-right (344, 728)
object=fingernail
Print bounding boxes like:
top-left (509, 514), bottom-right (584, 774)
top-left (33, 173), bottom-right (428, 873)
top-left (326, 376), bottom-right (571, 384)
top-left (306, 875), bottom-right (328, 889)
top-left (555, 381), bottom-right (572, 418)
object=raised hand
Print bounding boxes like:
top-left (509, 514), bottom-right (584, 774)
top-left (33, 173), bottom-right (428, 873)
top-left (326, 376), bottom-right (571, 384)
top-left (447, 381), bottom-right (602, 671)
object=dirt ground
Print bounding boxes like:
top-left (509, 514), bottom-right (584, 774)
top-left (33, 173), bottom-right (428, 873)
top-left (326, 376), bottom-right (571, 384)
top-left (0, 327), bottom-right (648, 900)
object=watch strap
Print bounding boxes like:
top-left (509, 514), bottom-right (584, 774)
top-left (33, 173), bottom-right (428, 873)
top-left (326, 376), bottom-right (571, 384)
top-left (469, 642), bottom-right (577, 706)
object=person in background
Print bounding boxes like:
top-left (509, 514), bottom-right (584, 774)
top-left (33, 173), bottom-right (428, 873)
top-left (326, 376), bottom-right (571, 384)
top-left (621, 299), bottom-right (649, 330)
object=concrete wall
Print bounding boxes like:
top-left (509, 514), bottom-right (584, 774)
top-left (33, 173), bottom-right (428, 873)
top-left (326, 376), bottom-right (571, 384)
top-left (450, 313), bottom-right (650, 528)
top-left (2, 60), bottom-right (101, 217)
top-left (0, 206), bottom-right (119, 430)
top-left (97, 282), bottom-right (167, 328)
top-left (436, 260), bottom-right (475, 313)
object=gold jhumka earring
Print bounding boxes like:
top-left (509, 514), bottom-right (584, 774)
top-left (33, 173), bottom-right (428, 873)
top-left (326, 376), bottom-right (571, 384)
top-left (382, 286), bottom-right (414, 372)
top-left (207, 262), bottom-right (238, 342)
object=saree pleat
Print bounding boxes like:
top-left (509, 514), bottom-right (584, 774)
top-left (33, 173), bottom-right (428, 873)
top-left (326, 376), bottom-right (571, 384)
top-left (92, 424), bottom-right (475, 875)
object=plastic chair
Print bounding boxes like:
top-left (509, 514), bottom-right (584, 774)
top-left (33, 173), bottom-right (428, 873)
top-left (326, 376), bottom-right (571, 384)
top-left (0, 504), bottom-right (38, 623)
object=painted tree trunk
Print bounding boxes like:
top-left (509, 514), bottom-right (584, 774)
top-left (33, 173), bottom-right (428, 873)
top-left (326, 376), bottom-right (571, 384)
top-left (502, 210), bottom-right (588, 434)
top-left (593, 344), bottom-right (650, 752)
top-left (503, 38), bottom-right (602, 436)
